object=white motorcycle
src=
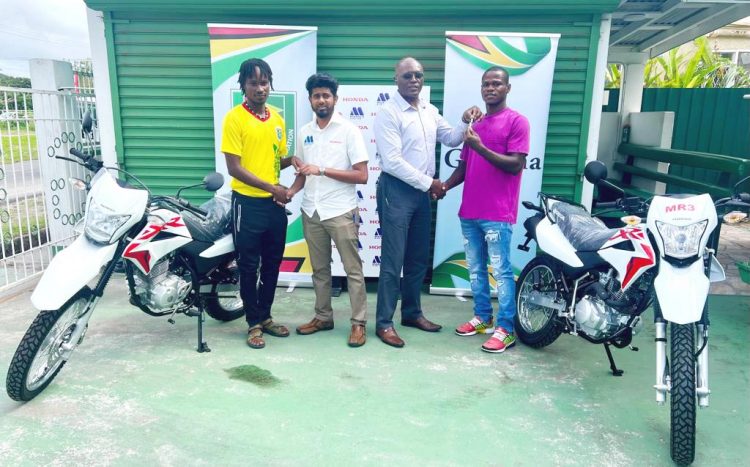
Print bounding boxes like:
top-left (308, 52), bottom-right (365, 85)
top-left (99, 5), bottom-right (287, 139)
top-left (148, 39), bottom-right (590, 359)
top-left (515, 160), bottom-right (749, 465)
top-left (6, 114), bottom-right (243, 402)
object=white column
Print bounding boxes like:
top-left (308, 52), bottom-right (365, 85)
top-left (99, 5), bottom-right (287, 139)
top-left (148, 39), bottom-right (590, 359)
top-left (87, 7), bottom-right (117, 168)
top-left (30, 59), bottom-right (83, 246)
top-left (620, 62), bottom-right (646, 125)
top-left (581, 14), bottom-right (611, 210)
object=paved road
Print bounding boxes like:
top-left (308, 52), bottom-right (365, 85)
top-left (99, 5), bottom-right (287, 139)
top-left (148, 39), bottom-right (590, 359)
top-left (2, 159), bottom-right (42, 203)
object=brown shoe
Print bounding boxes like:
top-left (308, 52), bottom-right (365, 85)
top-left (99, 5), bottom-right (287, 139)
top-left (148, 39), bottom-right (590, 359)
top-left (247, 326), bottom-right (265, 349)
top-left (348, 324), bottom-right (366, 347)
top-left (260, 318), bottom-right (290, 337)
top-left (401, 316), bottom-right (442, 332)
top-left (376, 327), bottom-right (404, 348)
top-left (296, 318), bottom-right (334, 335)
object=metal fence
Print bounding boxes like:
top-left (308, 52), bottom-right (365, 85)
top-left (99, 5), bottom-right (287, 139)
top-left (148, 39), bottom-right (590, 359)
top-left (0, 86), bottom-right (98, 294)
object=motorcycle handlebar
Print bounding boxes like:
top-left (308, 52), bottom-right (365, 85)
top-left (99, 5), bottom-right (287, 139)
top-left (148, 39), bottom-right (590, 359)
top-left (595, 200), bottom-right (620, 209)
top-left (67, 148), bottom-right (104, 172)
top-left (177, 198), bottom-right (208, 217)
top-left (69, 148), bottom-right (87, 161)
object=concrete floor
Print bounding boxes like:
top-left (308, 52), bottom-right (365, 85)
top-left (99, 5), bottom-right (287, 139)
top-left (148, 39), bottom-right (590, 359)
top-left (0, 280), bottom-right (748, 466)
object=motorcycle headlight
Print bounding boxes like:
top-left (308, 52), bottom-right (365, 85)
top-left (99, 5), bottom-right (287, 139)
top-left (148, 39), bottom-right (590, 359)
top-left (655, 220), bottom-right (708, 259)
top-left (84, 198), bottom-right (131, 244)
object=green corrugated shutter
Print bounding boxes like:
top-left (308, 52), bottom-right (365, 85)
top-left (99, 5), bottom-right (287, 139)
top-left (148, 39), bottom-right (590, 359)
top-left (104, 11), bottom-right (600, 202)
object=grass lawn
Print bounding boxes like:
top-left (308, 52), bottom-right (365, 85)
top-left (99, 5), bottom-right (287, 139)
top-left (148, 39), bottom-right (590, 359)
top-left (1, 131), bottom-right (38, 164)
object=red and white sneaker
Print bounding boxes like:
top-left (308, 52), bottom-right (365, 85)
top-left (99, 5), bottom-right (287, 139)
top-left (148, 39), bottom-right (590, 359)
top-left (455, 317), bottom-right (494, 336)
top-left (481, 327), bottom-right (516, 353)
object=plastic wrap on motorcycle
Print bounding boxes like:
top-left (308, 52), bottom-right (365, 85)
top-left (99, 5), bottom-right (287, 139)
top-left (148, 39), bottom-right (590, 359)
top-left (31, 235), bottom-right (118, 310)
top-left (654, 261), bottom-right (709, 324)
top-left (182, 196), bottom-right (231, 242)
top-left (549, 202), bottom-right (615, 251)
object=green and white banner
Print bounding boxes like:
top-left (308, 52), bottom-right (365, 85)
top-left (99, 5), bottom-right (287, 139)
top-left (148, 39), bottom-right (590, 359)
top-left (431, 31), bottom-right (559, 295)
top-left (207, 23), bottom-right (316, 284)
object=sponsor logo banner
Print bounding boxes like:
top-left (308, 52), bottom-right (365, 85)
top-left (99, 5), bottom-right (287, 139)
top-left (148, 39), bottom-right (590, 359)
top-left (295, 85), bottom-right (430, 277)
top-left (431, 31), bottom-right (559, 294)
top-left (208, 23), bottom-right (316, 284)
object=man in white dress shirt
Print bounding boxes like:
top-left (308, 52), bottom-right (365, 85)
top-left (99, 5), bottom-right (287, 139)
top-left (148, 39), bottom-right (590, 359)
top-left (373, 57), bottom-right (481, 348)
top-left (289, 73), bottom-right (370, 347)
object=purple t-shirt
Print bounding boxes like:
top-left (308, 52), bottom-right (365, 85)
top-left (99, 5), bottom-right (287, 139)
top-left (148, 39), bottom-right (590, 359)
top-left (458, 107), bottom-right (530, 224)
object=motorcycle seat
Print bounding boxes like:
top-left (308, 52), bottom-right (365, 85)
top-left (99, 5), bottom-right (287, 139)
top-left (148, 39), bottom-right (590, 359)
top-left (183, 197), bottom-right (232, 243)
top-left (549, 202), bottom-right (618, 252)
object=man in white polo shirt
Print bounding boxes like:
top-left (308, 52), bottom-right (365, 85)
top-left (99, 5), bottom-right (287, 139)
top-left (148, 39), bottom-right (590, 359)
top-left (288, 72), bottom-right (370, 347)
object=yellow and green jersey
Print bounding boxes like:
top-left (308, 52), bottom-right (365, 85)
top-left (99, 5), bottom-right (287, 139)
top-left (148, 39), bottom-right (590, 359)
top-left (221, 103), bottom-right (287, 198)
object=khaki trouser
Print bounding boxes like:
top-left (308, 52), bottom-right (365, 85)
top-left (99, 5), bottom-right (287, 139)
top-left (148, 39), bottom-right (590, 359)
top-left (302, 208), bottom-right (367, 325)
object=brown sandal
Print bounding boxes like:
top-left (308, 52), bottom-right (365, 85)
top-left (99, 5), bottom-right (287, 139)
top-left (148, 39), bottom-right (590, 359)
top-left (260, 318), bottom-right (290, 337)
top-left (247, 326), bottom-right (265, 349)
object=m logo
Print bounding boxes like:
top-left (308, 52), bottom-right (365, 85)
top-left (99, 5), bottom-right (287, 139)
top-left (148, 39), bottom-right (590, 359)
top-left (357, 240), bottom-right (363, 251)
top-left (374, 228), bottom-right (382, 239)
top-left (376, 93), bottom-right (390, 104)
top-left (372, 256), bottom-right (381, 266)
top-left (304, 135), bottom-right (314, 145)
top-left (357, 190), bottom-right (364, 200)
top-left (350, 107), bottom-right (365, 119)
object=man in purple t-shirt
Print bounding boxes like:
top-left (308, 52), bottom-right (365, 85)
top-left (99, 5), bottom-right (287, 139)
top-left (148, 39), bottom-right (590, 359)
top-left (442, 66), bottom-right (530, 353)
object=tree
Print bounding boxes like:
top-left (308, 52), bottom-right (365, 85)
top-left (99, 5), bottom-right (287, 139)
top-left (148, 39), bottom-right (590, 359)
top-left (606, 37), bottom-right (750, 88)
top-left (0, 74), bottom-right (31, 89)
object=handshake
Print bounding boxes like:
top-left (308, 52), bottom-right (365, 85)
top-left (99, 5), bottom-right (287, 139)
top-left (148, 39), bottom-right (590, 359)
top-left (429, 179), bottom-right (448, 201)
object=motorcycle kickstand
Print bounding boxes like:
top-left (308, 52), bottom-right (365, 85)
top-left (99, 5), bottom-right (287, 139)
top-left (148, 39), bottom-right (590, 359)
top-left (604, 343), bottom-right (623, 376)
top-left (196, 307), bottom-right (211, 353)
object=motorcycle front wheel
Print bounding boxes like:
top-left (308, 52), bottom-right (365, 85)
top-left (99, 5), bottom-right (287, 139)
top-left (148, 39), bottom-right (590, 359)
top-left (670, 322), bottom-right (696, 465)
top-left (6, 287), bottom-right (94, 401)
top-left (514, 255), bottom-right (564, 348)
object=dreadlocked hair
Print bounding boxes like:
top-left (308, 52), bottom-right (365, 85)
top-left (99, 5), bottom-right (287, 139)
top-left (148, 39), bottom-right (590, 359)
top-left (238, 58), bottom-right (274, 93)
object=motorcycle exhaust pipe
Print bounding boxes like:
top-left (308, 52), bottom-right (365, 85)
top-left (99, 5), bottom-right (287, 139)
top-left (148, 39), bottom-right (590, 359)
top-left (696, 324), bottom-right (710, 408)
top-left (654, 320), bottom-right (667, 405)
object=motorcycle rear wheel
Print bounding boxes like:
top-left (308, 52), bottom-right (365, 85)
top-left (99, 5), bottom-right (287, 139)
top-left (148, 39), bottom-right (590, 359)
top-left (6, 288), bottom-right (94, 401)
top-left (514, 256), bottom-right (564, 348)
top-left (204, 282), bottom-right (244, 321)
top-left (670, 322), bottom-right (696, 465)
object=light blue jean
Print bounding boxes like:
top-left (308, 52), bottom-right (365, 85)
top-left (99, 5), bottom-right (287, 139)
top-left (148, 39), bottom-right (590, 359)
top-left (460, 219), bottom-right (516, 333)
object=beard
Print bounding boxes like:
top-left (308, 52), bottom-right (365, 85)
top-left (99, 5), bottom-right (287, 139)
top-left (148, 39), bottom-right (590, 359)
top-left (314, 107), bottom-right (332, 119)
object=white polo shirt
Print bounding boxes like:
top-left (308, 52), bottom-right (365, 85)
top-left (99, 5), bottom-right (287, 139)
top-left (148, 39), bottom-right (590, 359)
top-left (299, 111), bottom-right (369, 221)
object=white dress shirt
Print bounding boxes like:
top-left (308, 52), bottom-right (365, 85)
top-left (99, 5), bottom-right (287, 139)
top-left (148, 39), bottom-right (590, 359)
top-left (299, 112), bottom-right (369, 221)
top-left (373, 92), bottom-right (467, 191)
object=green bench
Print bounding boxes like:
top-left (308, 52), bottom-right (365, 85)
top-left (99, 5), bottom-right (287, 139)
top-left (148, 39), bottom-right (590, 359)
top-left (614, 143), bottom-right (750, 199)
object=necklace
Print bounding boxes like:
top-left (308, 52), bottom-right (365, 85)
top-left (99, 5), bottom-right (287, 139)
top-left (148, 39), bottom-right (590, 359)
top-left (243, 102), bottom-right (269, 121)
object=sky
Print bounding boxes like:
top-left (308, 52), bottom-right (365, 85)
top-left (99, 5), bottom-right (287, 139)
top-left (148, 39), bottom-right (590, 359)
top-left (0, 0), bottom-right (91, 78)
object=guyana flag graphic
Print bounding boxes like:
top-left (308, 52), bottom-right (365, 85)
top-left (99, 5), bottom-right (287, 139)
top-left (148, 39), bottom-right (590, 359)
top-left (446, 35), bottom-right (551, 76)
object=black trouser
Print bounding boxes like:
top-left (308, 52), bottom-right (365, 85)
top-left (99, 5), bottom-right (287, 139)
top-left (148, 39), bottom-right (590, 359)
top-left (375, 172), bottom-right (431, 330)
top-left (231, 192), bottom-right (288, 327)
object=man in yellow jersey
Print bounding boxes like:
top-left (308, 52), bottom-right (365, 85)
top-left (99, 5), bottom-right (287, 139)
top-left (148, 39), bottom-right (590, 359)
top-left (221, 58), bottom-right (300, 349)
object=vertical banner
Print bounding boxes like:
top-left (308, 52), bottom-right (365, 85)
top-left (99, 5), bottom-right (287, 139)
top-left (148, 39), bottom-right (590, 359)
top-left (431, 32), bottom-right (559, 295)
top-left (282, 85), bottom-right (430, 280)
top-left (207, 23), bottom-right (316, 284)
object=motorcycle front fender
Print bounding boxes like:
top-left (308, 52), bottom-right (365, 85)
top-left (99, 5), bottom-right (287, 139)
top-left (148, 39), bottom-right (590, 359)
top-left (654, 260), bottom-right (708, 324)
top-left (31, 235), bottom-right (118, 310)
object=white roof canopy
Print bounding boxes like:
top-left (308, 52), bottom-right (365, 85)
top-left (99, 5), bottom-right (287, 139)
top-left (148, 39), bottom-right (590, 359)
top-left (610, 0), bottom-right (750, 58)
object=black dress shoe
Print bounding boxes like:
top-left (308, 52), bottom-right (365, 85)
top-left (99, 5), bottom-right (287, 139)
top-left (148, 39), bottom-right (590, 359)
top-left (401, 316), bottom-right (442, 332)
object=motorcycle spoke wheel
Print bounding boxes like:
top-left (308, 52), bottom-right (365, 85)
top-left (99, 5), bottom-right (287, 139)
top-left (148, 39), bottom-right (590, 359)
top-left (670, 322), bottom-right (696, 466)
top-left (514, 256), bottom-right (564, 348)
top-left (204, 266), bottom-right (244, 322)
top-left (6, 288), bottom-right (94, 401)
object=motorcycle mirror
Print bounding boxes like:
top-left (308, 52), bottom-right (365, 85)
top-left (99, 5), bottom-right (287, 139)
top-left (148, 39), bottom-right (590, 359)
top-left (584, 161), bottom-right (608, 184)
top-left (82, 110), bottom-right (94, 134)
top-left (203, 172), bottom-right (224, 192)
